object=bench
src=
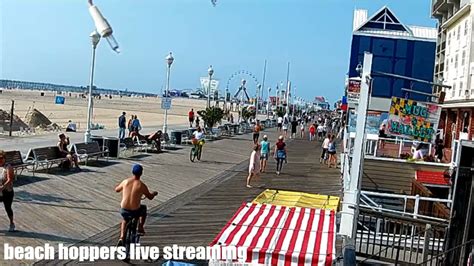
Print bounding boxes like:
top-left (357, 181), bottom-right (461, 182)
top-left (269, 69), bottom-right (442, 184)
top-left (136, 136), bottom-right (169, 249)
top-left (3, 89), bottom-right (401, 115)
top-left (25, 146), bottom-right (70, 174)
top-left (72, 142), bottom-right (109, 165)
top-left (4, 150), bottom-right (32, 177)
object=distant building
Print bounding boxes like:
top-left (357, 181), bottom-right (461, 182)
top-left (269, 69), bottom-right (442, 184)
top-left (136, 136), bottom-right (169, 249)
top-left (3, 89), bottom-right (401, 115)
top-left (348, 7), bottom-right (437, 111)
top-left (314, 96), bottom-right (330, 110)
top-left (432, 0), bottom-right (474, 147)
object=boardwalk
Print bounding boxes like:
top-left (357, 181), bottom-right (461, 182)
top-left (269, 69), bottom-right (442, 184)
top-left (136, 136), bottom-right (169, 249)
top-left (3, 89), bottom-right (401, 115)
top-left (1, 128), bottom-right (277, 264)
top-left (35, 136), bottom-right (342, 265)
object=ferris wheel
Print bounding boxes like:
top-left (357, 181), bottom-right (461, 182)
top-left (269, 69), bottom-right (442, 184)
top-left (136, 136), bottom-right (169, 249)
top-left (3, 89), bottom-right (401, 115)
top-left (225, 70), bottom-right (260, 104)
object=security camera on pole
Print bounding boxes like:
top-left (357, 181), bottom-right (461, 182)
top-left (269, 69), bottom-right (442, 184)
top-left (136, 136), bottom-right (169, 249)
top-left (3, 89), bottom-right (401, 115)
top-left (85, 0), bottom-right (119, 143)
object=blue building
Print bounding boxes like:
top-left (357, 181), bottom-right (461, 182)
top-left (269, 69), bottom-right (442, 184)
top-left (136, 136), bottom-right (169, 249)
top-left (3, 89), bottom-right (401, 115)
top-left (347, 7), bottom-right (437, 110)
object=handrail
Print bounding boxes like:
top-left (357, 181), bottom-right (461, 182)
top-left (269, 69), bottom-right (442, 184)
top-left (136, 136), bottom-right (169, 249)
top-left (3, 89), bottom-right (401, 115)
top-left (359, 203), bottom-right (448, 223)
top-left (362, 191), bottom-right (452, 204)
top-left (419, 239), bottom-right (474, 265)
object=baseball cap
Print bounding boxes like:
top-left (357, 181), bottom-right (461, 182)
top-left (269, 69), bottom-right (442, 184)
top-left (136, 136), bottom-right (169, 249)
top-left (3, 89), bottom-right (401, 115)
top-left (132, 164), bottom-right (143, 177)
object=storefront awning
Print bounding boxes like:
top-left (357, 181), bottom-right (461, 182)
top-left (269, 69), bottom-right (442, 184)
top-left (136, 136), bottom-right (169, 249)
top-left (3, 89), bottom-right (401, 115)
top-left (253, 189), bottom-right (340, 211)
top-left (209, 203), bottom-right (336, 265)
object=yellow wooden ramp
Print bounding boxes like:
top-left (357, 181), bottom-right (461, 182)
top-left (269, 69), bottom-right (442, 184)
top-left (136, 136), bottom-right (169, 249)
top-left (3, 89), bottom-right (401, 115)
top-left (252, 189), bottom-right (340, 211)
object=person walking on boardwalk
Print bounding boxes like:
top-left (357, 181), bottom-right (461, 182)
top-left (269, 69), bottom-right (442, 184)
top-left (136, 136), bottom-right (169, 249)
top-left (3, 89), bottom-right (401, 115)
top-left (290, 117), bottom-right (298, 139)
top-left (309, 123), bottom-right (316, 141)
top-left (282, 115), bottom-right (289, 138)
top-left (0, 150), bottom-right (16, 232)
top-left (259, 135), bottom-right (270, 173)
top-left (320, 133), bottom-right (330, 164)
top-left (327, 135), bottom-right (337, 168)
top-left (118, 112), bottom-right (127, 140)
top-left (188, 109), bottom-right (195, 128)
top-left (246, 144), bottom-right (261, 188)
top-left (253, 120), bottom-right (262, 144)
top-left (300, 120), bottom-right (305, 139)
top-left (277, 116), bottom-right (283, 132)
top-left (274, 136), bottom-right (287, 175)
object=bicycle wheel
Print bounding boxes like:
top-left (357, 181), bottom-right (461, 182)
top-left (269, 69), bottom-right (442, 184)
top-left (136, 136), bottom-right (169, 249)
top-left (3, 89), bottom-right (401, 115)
top-left (123, 221), bottom-right (133, 262)
top-left (190, 147), bottom-right (196, 162)
top-left (197, 146), bottom-right (202, 161)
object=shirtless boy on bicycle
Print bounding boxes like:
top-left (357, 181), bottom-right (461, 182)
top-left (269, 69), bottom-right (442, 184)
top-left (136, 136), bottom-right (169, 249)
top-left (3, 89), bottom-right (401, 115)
top-left (115, 164), bottom-right (158, 246)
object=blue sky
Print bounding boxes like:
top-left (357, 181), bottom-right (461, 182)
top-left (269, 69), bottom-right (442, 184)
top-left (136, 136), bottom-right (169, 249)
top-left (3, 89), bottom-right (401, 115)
top-left (1, 0), bottom-right (436, 104)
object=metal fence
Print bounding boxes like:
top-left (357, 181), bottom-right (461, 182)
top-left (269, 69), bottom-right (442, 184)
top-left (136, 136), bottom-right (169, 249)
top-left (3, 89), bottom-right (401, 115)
top-left (356, 208), bottom-right (448, 265)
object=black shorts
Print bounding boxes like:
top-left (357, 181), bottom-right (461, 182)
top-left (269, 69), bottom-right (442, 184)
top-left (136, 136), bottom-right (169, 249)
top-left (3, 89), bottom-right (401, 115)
top-left (277, 123), bottom-right (282, 128)
top-left (120, 205), bottom-right (147, 220)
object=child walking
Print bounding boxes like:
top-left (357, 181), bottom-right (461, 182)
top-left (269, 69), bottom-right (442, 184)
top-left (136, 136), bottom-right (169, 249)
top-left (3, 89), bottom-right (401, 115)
top-left (246, 144), bottom-right (261, 188)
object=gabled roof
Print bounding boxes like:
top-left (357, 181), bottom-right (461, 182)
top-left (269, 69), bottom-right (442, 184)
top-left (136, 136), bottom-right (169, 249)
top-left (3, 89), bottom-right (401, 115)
top-left (355, 6), bottom-right (412, 33)
top-left (353, 6), bottom-right (437, 41)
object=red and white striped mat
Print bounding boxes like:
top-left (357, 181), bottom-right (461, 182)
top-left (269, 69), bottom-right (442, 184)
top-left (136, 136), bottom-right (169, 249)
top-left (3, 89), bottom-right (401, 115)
top-left (210, 202), bottom-right (336, 266)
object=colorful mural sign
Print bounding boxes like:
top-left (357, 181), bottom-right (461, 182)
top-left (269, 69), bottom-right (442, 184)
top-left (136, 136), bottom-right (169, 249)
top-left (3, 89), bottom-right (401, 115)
top-left (387, 97), bottom-right (441, 143)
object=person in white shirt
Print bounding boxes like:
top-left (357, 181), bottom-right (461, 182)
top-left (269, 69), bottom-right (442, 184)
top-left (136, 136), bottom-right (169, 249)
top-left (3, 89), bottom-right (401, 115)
top-left (277, 116), bottom-right (283, 132)
top-left (192, 127), bottom-right (205, 141)
top-left (317, 124), bottom-right (324, 141)
top-left (320, 134), bottom-right (331, 163)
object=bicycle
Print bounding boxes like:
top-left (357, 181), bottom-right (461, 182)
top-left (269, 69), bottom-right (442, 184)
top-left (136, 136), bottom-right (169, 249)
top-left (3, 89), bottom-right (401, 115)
top-left (123, 215), bottom-right (140, 262)
top-left (122, 196), bottom-right (148, 262)
top-left (190, 139), bottom-right (204, 162)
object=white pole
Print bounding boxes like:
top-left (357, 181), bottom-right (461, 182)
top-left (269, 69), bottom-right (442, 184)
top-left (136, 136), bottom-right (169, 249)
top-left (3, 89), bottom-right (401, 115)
top-left (85, 45), bottom-right (97, 143)
top-left (207, 73), bottom-right (211, 109)
top-left (163, 65), bottom-right (171, 134)
top-left (340, 52), bottom-right (373, 238)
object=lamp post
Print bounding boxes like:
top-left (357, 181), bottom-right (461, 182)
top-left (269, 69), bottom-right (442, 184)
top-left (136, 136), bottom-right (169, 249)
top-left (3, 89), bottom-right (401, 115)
top-left (163, 52), bottom-right (174, 134)
top-left (207, 65), bottom-right (214, 109)
top-left (85, 0), bottom-right (119, 143)
top-left (267, 87), bottom-right (271, 118)
top-left (255, 84), bottom-right (261, 119)
top-left (84, 31), bottom-right (101, 143)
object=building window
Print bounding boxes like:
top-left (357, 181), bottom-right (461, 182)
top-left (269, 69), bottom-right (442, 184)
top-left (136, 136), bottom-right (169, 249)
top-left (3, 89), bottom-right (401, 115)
top-left (459, 81), bottom-right (463, 96)
top-left (465, 20), bottom-right (469, 35)
top-left (462, 112), bottom-right (470, 133)
top-left (452, 83), bottom-right (456, 97)
top-left (462, 50), bottom-right (466, 66)
top-left (455, 54), bottom-right (458, 68)
top-left (458, 25), bottom-right (461, 40)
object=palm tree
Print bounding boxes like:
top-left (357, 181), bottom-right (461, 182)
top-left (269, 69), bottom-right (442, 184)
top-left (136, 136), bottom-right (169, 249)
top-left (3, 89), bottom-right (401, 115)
top-left (197, 106), bottom-right (224, 133)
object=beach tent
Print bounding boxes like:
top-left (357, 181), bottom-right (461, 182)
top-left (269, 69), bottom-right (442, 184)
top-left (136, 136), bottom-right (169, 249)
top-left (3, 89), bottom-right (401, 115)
top-left (253, 189), bottom-right (340, 211)
top-left (209, 203), bottom-right (336, 265)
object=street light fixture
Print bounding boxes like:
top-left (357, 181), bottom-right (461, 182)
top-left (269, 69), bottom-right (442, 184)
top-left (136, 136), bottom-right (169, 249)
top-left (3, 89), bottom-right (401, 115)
top-left (84, 0), bottom-right (119, 143)
top-left (88, 0), bottom-right (120, 53)
top-left (163, 52), bottom-right (174, 134)
top-left (207, 65), bottom-right (214, 108)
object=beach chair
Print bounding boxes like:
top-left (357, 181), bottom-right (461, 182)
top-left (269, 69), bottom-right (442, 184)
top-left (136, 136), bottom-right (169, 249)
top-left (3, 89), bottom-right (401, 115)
top-left (161, 133), bottom-right (176, 149)
top-left (132, 136), bottom-right (151, 153)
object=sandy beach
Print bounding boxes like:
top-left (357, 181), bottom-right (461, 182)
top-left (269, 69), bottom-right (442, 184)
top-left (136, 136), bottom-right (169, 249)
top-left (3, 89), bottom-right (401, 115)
top-left (0, 89), bottom-right (211, 132)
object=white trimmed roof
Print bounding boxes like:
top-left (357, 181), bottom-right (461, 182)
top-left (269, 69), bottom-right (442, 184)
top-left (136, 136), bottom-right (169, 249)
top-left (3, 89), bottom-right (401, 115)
top-left (353, 6), bottom-right (437, 42)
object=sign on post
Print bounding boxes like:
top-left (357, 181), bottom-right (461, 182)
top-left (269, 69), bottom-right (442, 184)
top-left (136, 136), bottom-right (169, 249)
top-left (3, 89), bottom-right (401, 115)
top-left (55, 96), bottom-right (65, 105)
top-left (161, 97), bottom-right (172, 110)
top-left (347, 78), bottom-right (361, 107)
top-left (387, 97), bottom-right (441, 143)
